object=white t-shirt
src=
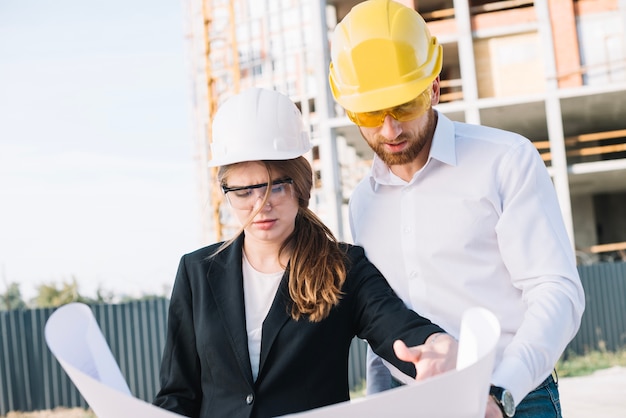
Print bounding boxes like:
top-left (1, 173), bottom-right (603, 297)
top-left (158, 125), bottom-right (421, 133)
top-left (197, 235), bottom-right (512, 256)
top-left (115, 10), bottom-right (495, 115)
top-left (242, 252), bottom-right (284, 381)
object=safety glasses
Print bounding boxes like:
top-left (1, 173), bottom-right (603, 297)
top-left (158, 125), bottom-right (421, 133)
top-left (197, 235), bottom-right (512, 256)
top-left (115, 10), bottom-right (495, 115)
top-left (345, 88), bottom-right (432, 128)
top-left (222, 178), bottom-right (294, 210)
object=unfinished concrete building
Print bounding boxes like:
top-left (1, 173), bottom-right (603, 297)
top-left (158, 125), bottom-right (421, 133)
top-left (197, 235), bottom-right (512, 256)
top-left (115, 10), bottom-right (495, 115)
top-left (184, 0), bottom-right (626, 263)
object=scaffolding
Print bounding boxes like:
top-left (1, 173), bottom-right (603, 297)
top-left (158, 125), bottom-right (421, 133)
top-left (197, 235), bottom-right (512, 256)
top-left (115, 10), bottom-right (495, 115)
top-left (184, 0), bottom-right (242, 243)
top-left (203, 0), bottom-right (241, 242)
top-left (185, 0), bottom-right (626, 254)
top-left (185, 0), bottom-right (330, 243)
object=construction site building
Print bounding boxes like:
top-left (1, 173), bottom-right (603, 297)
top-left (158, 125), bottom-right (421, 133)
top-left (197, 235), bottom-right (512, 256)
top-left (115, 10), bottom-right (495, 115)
top-left (183, 0), bottom-right (626, 264)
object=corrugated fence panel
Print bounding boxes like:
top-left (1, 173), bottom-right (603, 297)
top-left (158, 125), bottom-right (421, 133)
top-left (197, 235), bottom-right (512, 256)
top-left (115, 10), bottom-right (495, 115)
top-left (91, 299), bottom-right (169, 404)
top-left (30, 306), bottom-right (81, 412)
top-left (1, 263), bottom-right (626, 414)
top-left (0, 309), bottom-right (17, 414)
top-left (567, 262), bottom-right (626, 354)
top-left (3, 306), bottom-right (73, 415)
top-left (0, 299), bottom-right (169, 415)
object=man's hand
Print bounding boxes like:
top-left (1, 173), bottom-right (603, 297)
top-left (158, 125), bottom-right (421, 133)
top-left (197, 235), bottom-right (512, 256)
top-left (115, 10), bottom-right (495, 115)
top-left (485, 395), bottom-right (504, 418)
top-left (393, 332), bottom-right (458, 381)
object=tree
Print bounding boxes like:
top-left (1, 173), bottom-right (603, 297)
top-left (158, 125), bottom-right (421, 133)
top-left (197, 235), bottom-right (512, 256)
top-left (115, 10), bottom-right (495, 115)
top-left (0, 282), bottom-right (27, 310)
top-left (34, 277), bottom-right (91, 308)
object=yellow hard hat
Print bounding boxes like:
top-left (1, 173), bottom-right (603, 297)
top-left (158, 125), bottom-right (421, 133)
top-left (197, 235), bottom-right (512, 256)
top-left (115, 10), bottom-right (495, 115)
top-left (329, 0), bottom-right (442, 113)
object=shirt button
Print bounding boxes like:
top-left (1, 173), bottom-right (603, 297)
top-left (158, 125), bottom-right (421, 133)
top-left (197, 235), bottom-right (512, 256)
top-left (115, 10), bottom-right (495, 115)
top-left (403, 226), bottom-right (412, 233)
top-left (246, 393), bottom-right (254, 405)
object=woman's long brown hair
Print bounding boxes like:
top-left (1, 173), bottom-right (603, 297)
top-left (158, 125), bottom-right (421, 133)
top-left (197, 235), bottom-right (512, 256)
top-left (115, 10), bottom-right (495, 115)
top-left (216, 156), bottom-right (347, 322)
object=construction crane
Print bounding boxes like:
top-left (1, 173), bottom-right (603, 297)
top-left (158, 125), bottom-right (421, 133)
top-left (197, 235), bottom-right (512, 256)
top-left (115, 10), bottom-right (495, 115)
top-left (200, 0), bottom-right (240, 242)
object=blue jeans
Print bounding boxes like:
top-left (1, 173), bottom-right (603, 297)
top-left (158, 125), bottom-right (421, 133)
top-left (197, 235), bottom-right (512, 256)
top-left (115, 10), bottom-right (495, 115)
top-left (514, 374), bottom-right (561, 418)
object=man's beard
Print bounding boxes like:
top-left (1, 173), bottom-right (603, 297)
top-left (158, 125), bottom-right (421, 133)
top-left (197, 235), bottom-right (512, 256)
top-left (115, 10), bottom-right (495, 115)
top-left (365, 112), bottom-right (436, 166)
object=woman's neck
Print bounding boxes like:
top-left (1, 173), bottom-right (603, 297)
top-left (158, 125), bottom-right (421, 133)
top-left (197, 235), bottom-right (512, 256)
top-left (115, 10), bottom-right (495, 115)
top-left (243, 240), bottom-right (290, 274)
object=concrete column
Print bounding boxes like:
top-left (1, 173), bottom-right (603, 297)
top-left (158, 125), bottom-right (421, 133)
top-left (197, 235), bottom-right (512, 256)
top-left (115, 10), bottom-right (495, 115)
top-left (313, 0), bottom-right (344, 239)
top-left (536, 0), bottom-right (576, 248)
top-left (453, 0), bottom-right (481, 124)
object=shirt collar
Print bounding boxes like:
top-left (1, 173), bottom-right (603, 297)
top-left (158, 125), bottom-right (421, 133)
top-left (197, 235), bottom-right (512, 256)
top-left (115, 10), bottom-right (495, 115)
top-left (430, 111), bottom-right (457, 167)
top-left (368, 111), bottom-right (457, 190)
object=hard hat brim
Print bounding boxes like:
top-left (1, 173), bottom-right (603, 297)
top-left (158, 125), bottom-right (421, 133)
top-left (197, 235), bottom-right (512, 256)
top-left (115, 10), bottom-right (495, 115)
top-left (207, 146), bottom-right (311, 167)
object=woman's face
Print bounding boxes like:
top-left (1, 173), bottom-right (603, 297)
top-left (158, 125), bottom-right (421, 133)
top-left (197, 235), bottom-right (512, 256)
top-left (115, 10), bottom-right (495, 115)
top-left (223, 161), bottom-right (299, 247)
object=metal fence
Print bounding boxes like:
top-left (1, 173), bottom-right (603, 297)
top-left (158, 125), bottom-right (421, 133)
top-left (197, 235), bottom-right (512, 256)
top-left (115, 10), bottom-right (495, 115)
top-left (0, 298), bottom-right (169, 416)
top-left (1, 262), bottom-right (625, 415)
top-left (566, 262), bottom-right (626, 354)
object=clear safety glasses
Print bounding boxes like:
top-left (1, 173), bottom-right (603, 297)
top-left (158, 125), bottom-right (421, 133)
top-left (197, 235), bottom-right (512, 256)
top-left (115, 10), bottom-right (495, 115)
top-left (222, 178), bottom-right (294, 210)
top-left (345, 88), bottom-right (432, 128)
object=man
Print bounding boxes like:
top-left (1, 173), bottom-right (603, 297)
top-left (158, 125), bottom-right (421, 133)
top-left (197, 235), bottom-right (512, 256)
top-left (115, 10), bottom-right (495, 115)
top-left (328, 1), bottom-right (585, 417)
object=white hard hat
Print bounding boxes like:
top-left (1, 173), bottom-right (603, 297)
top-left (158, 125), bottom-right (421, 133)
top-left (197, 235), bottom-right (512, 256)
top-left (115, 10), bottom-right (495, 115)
top-left (208, 87), bottom-right (312, 167)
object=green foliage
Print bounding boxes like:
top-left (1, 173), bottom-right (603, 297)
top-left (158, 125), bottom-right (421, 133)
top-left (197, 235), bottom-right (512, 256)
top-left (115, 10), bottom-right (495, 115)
top-left (33, 278), bottom-right (135, 307)
top-left (34, 278), bottom-right (88, 308)
top-left (349, 379), bottom-right (366, 399)
top-left (556, 347), bottom-right (626, 377)
top-left (0, 282), bottom-right (26, 311)
top-left (1, 278), bottom-right (169, 310)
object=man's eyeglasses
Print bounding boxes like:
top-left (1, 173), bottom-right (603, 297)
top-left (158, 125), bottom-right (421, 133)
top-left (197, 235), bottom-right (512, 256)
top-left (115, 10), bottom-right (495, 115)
top-left (345, 88), bottom-right (432, 128)
top-left (222, 178), bottom-right (294, 209)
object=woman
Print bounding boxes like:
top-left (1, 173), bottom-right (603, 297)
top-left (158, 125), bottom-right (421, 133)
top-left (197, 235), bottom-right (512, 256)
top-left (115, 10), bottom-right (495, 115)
top-left (153, 88), bottom-right (457, 418)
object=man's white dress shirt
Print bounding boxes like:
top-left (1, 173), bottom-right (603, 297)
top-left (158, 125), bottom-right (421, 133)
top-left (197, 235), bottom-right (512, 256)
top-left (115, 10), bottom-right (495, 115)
top-left (349, 112), bottom-right (585, 404)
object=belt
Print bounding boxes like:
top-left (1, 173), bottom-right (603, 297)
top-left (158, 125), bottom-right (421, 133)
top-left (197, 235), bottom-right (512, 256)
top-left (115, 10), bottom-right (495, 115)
top-left (551, 368), bottom-right (559, 385)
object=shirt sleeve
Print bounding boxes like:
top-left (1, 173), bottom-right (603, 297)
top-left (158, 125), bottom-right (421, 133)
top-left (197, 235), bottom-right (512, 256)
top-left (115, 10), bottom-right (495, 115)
top-left (493, 140), bottom-right (585, 404)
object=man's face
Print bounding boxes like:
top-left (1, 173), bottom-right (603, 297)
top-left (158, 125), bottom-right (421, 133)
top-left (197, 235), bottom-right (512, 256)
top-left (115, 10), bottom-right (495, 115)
top-left (359, 108), bottom-right (436, 166)
top-left (354, 81), bottom-right (440, 167)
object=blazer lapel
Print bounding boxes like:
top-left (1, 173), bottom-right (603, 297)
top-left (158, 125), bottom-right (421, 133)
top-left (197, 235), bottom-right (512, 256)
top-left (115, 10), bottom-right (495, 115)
top-left (258, 271), bottom-right (291, 376)
top-left (206, 235), bottom-right (254, 384)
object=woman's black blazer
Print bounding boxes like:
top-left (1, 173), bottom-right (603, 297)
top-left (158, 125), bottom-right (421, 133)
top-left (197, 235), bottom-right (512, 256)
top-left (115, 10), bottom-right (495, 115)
top-left (153, 235), bottom-right (443, 418)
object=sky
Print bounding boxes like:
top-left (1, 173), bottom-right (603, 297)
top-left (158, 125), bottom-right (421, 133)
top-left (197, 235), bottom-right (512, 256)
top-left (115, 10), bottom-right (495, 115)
top-left (0, 1), bottom-right (203, 300)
